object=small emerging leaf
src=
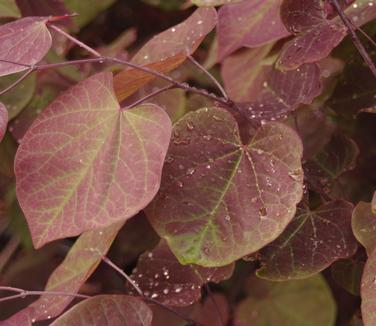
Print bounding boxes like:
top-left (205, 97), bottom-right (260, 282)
top-left (352, 201), bottom-right (376, 255)
top-left (0, 17), bottom-right (52, 76)
top-left (147, 107), bottom-right (303, 267)
top-left (51, 295), bottom-right (152, 326)
top-left (0, 102), bottom-right (7, 142)
top-left (15, 72), bottom-right (172, 248)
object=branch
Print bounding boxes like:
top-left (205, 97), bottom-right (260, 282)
top-left (187, 54), bottom-right (229, 100)
top-left (0, 286), bottom-right (90, 304)
top-left (330, 0), bottom-right (376, 78)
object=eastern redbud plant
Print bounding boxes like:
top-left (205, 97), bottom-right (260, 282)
top-left (0, 0), bottom-right (375, 325)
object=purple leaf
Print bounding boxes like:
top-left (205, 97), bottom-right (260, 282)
top-left (217, 0), bottom-right (289, 60)
top-left (234, 275), bottom-right (336, 325)
top-left (237, 63), bottom-right (322, 124)
top-left (146, 107), bottom-right (303, 267)
top-left (50, 295), bottom-right (152, 326)
top-left (352, 201), bottom-right (376, 255)
top-left (192, 0), bottom-right (243, 6)
top-left (0, 17), bottom-right (52, 77)
top-left (304, 134), bottom-right (360, 196)
top-left (257, 200), bottom-right (357, 281)
top-left (132, 7), bottom-right (217, 65)
top-left (14, 72), bottom-right (172, 248)
top-left (0, 102), bottom-right (8, 142)
top-left (131, 241), bottom-right (234, 306)
top-left (4, 224), bottom-right (122, 323)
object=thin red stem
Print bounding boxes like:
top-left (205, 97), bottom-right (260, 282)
top-left (123, 85), bottom-right (175, 109)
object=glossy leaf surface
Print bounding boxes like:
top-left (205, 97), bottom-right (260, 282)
top-left (257, 200), bottom-right (357, 280)
top-left (352, 201), bottom-right (376, 255)
top-left (4, 224), bottom-right (121, 323)
top-left (131, 241), bottom-right (234, 306)
top-left (217, 0), bottom-right (289, 60)
top-left (15, 72), bottom-right (172, 248)
top-left (0, 17), bottom-right (52, 76)
top-left (147, 107), bottom-right (303, 267)
top-left (51, 295), bottom-right (152, 326)
top-left (234, 275), bottom-right (336, 326)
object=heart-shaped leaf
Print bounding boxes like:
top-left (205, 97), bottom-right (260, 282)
top-left (51, 295), bottom-right (152, 326)
top-left (257, 200), bottom-right (357, 281)
top-left (217, 0), bottom-right (289, 60)
top-left (0, 102), bottom-right (7, 142)
top-left (234, 275), bottom-right (336, 326)
top-left (0, 17), bottom-right (52, 76)
top-left (352, 201), bottom-right (376, 255)
top-left (146, 107), bottom-right (303, 267)
top-left (4, 224), bottom-right (121, 323)
top-left (15, 72), bottom-right (172, 248)
top-left (131, 241), bottom-right (234, 306)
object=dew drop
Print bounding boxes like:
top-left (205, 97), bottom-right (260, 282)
top-left (186, 167), bottom-right (195, 175)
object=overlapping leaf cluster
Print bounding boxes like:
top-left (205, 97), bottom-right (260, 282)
top-left (0, 0), bottom-right (375, 325)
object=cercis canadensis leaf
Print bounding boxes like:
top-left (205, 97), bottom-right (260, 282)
top-left (50, 295), bottom-right (152, 326)
top-left (352, 201), bottom-right (376, 255)
top-left (14, 72), bottom-right (172, 248)
top-left (217, 0), bottom-right (289, 60)
top-left (146, 107), bottom-right (303, 267)
top-left (234, 275), bottom-right (336, 326)
top-left (0, 17), bottom-right (52, 76)
top-left (0, 102), bottom-right (7, 142)
top-left (4, 224), bottom-right (122, 324)
top-left (131, 240), bottom-right (234, 306)
top-left (257, 200), bottom-right (357, 281)
top-left (361, 248), bottom-right (376, 326)
top-left (132, 7), bottom-right (217, 65)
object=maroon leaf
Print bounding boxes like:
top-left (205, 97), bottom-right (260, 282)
top-left (0, 17), bottom-right (52, 77)
top-left (257, 200), bottom-right (357, 281)
top-left (15, 0), bottom-right (70, 17)
top-left (361, 248), bottom-right (376, 326)
top-left (234, 275), bottom-right (336, 325)
top-left (0, 102), bottom-right (7, 142)
top-left (132, 7), bottom-right (217, 65)
top-left (237, 63), bottom-right (322, 124)
top-left (146, 107), bottom-right (303, 267)
top-left (4, 224), bottom-right (121, 323)
top-left (304, 134), bottom-right (359, 196)
top-left (14, 72), bottom-right (172, 248)
top-left (131, 241), bottom-right (234, 306)
top-left (352, 201), bottom-right (376, 255)
top-left (51, 295), bottom-right (152, 326)
top-left (192, 0), bottom-right (243, 6)
top-left (217, 0), bottom-right (289, 60)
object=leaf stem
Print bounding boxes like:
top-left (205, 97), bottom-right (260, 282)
top-left (0, 286), bottom-right (90, 303)
top-left (123, 85), bottom-right (175, 109)
top-left (330, 0), bottom-right (376, 78)
top-left (187, 55), bottom-right (229, 100)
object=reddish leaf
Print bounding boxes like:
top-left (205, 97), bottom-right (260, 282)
top-left (132, 8), bottom-right (217, 65)
top-left (257, 200), bottom-right (357, 281)
top-left (361, 248), bottom-right (376, 326)
top-left (146, 107), bottom-right (303, 267)
top-left (217, 0), bottom-right (289, 60)
top-left (0, 102), bottom-right (7, 142)
top-left (0, 17), bottom-right (52, 77)
top-left (131, 241), bottom-right (234, 306)
top-left (192, 0), bottom-right (243, 5)
top-left (234, 275), bottom-right (336, 326)
top-left (238, 63), bottom-right (322, 124)
top-left (51, 295), bottom-right (152, 326)
top-left (113, 54), bottom-right (186, 102)
top-left (15, 72), bottom-right (172, 248)
top-left (15, 0), bottom-right (70, 17)
top-left (304, 134), bottom-right (359, 196)
top-left (4, 224), bottom-right (121, 323)
top-left (352, 201), bottom-right (376, 255)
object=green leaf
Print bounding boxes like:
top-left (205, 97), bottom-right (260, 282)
top-left (352, 201), bottom-right (376, 255)
top-left (0, 0), bottom-right (20, 18)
